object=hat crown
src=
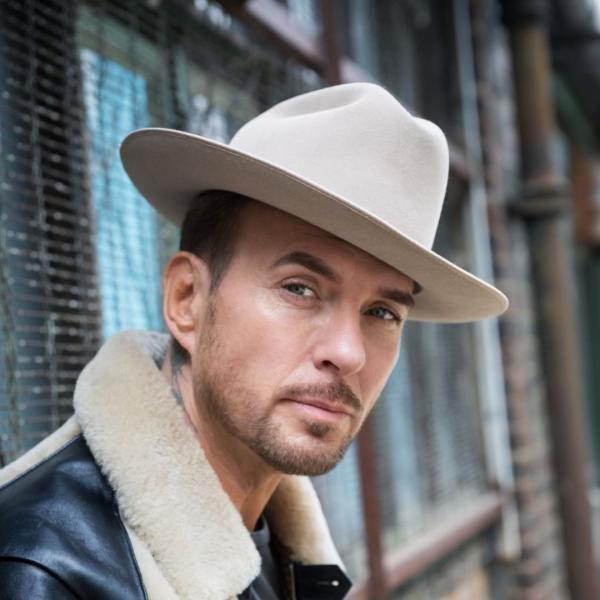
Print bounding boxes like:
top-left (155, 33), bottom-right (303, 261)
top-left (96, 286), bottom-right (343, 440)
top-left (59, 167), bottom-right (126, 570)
top-left (120, 82), bottom-right (508, 321)
top-left (230, 83), bottom-right (449, 249)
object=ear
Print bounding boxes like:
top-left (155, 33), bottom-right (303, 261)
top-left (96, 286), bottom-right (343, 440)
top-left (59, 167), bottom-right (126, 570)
top-left (162, 252), bottom-right (211, 357)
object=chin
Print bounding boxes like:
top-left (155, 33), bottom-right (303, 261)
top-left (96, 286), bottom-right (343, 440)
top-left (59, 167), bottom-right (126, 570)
top-left (255, 435), bottom-right (352, 476)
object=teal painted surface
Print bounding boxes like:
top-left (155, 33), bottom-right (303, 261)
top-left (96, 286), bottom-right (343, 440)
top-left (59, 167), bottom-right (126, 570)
top-left (81, 49), bottom-right (163, 338)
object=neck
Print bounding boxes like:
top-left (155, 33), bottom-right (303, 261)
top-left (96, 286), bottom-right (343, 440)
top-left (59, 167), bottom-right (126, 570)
top-left (161, 344), bottom-right (282, 530)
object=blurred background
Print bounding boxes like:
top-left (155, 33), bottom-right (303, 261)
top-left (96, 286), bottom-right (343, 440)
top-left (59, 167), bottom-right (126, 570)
top-left (1, 0), bottom-right (600, 598)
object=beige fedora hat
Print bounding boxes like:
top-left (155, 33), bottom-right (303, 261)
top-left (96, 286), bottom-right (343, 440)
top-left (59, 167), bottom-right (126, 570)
top-left (120, 82), bottom-right (507, 322)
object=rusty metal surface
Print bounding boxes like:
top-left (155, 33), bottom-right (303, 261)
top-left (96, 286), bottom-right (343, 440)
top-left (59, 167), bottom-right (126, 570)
top-left (319, 0), bottom-right (341, 86)
top-left (510, 28), bottom-right (556, 184)
top-left (501, 4), bottom-right (600, 598)
top-left (356, 421), bottom-right (386, 599)
top-left (216, 0), bottom-right (324, 72)
top-left (570, 145), bottom-right (600, 247)
top-left (509, 181), bottom-right (569, 218)
top-left (348, 491), bottom-right (505, 598)
top-left (382, 492), bottom-right (504, 592)
top-left (527, 212), bottom-right (598, 600)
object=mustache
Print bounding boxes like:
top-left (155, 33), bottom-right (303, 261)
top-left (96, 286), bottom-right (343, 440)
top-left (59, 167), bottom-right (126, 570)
top-left (280, 382), bottom-right (363, 412)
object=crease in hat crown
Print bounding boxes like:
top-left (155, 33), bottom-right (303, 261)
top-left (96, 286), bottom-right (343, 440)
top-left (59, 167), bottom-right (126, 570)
top-left (228, 83), bottom-right (449, 250)
top-left (120, 82), bottom-right (509, 322)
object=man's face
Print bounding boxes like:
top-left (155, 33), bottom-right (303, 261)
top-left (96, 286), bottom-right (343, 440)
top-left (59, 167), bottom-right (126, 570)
top-left (191, 202), bottom-right (414, 476)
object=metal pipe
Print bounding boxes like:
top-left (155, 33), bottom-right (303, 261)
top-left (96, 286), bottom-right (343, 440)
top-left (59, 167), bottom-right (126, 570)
top-left (382, 492), bottom-right (504, 591)
top-left (347, 492), bottom-right (505, 599)
top-left (499, 1), bottom-right (599, 597)
top-left (356, 426), bottom-right (386, 599)
top-left (320, 0), bottom-right (341, 85)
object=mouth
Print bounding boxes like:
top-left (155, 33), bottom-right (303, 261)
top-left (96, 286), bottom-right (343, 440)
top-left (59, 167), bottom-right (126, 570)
top-left (282, 397), bottom-right (354, 421)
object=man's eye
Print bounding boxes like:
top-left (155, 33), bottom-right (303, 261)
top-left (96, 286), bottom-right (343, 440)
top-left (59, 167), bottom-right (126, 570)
top-left (368, 306), bottom-right (399, 322)
top-left (283, 283), bottom-right (316, 298)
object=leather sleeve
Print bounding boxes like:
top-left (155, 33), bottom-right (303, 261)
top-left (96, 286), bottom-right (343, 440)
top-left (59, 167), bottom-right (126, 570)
top-left (0, 558), bottom-right (80, 599)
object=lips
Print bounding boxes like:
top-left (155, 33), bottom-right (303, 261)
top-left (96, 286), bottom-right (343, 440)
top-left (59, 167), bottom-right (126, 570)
top-left (283, 397), bottom-right (353, 420)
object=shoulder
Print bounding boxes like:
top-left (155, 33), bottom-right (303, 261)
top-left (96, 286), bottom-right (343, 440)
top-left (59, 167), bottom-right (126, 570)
top-left (0, 433), bottom-right (147, 600)
top-left (0, 435), bottom-right (111, 561)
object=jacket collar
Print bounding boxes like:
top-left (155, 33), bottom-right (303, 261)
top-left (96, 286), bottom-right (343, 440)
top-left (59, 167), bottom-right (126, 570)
top-left (74, 331), bottom-right (342, 600)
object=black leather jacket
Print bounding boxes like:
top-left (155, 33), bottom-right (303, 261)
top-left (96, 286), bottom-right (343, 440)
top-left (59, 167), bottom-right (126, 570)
top-left (0, 436), bottom-right (147, 599)
top-left (0, 436), bottom-right (351, 599)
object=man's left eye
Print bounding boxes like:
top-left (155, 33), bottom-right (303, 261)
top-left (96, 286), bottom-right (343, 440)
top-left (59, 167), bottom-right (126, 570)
top-left (283, 283), bottom-right (316, 297)
top-left (368, 306), bottom-right (399, 321)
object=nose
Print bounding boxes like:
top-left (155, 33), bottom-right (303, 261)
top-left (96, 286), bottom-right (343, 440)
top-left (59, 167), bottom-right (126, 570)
top-left (312, 310), bottom-right (367, 377)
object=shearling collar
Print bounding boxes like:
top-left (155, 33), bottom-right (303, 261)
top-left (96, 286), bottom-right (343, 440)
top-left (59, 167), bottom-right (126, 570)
top-left (74, 331), bottom-right (342, 600)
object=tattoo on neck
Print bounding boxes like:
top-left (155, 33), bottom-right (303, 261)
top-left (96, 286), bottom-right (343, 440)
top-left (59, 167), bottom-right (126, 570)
top-left (169, 344), bottom-right (200, 436)
top-left (170, 344), bottom-right (186, 407)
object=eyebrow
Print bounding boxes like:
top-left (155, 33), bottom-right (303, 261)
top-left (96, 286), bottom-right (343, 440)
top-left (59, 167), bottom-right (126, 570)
top-left (271, 251), bottom-right (415, 308)
top-left (272, 251), bottom-right (340, 282)
top-left (377, 288), bottom-right (415, 309)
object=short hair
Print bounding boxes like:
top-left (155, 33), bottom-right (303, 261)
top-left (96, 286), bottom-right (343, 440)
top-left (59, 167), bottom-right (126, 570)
top-left (171, 190), bottom-right (251, 363)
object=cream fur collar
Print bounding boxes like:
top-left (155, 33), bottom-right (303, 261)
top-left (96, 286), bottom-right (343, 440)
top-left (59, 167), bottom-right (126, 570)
top-left (74, 331), bottom-right (342, 600)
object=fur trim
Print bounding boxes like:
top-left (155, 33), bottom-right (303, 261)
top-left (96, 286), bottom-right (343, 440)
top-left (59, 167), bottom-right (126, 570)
top-left (0, 417), bottom-right (80, 487)
top-left (74, 331), bottom-right (341, 600)
top-left (267, 476), bottom-right (343, 566)
top-left (126, 525), bottom-right (179, 600)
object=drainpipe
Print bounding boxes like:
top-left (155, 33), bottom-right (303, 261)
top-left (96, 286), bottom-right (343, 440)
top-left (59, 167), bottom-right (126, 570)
top-left (499, 1), bottom-right (599, 598)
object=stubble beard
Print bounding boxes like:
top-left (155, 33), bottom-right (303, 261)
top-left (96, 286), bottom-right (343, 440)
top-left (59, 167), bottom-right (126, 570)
top-left (193, 302), bottom-right (360, 476)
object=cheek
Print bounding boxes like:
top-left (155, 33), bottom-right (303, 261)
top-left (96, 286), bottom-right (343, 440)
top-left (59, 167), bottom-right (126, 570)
top-left (216, 289), bottom-right (312, 377)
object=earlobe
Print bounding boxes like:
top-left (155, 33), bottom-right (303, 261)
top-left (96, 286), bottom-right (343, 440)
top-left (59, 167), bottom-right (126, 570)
top-left (162, 252), bottom-right (211, 357)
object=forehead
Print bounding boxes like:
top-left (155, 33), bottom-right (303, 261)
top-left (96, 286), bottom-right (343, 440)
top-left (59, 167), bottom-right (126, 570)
top-left (235, 201), bottom-right (412, 286)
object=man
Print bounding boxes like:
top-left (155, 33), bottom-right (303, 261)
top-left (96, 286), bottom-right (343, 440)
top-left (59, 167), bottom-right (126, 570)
top-left (0, 83), bottom-right (507, 599)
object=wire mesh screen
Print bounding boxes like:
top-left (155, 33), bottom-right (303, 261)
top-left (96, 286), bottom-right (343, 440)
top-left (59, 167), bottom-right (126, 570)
top-left (76, 0), bottom-right (325, 339)
top-left (390, 533), bottom-right (498, 599)
top-left (337, 0), bottom-right (463, 145)
top-left (312, 442), bottom-right (368, 581)
top-left (372, 319), bottom-right (486, 557)
top-left (370, 171), bottom-right (487, 556)
top-left (0, 0), bottom-right (101, 464)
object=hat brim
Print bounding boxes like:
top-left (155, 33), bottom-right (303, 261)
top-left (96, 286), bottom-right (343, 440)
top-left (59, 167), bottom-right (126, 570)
top-left (120, 128), bottom-right (508, 322)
